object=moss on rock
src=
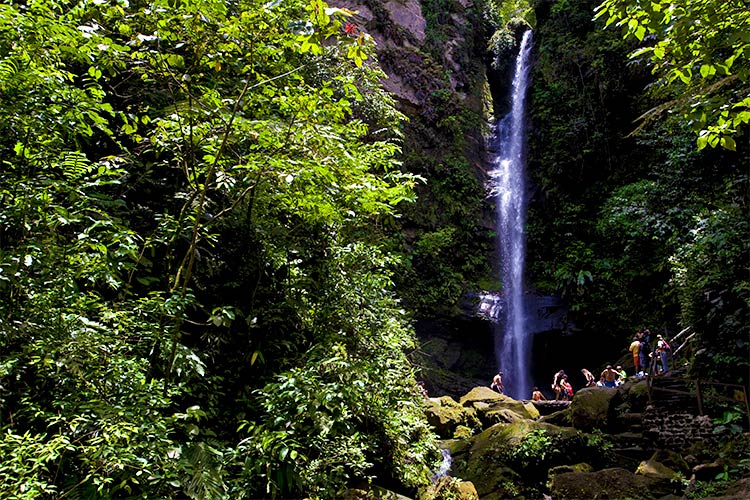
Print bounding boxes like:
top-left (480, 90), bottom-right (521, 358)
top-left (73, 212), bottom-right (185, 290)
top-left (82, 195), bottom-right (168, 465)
top-left (424, 396), bottom-right (481, 438)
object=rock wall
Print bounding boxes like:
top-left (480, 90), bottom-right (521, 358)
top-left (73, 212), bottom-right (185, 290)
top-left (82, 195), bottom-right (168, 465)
top-left (642, 406), bottom-right (717, 451)
top-left (337, 0), bottom-right (486, 111)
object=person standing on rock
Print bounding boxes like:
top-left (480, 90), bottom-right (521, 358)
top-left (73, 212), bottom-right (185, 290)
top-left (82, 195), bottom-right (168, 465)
top-left (639, 336), bottom-right (651, 376)
top-left (491, 372), bottom-right (504, 393)
top-left (629, 336), bottom-right (641, 375)
top-left (552, 370), bottom-right (566, 400)
top-left (600, 365), bottom-right (618, 388)
top-left (616, 365), bottom-right (627, 383)
top-left (656, 335), bottom-right (671, 373)
top-left (581, 368), bottom-right (596, 387)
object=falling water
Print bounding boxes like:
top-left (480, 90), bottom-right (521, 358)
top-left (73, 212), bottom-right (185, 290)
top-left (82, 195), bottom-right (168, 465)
top-left (488, 30), bottom-right (533, 400)
top-left (432, 448), bottom-right (452, 481)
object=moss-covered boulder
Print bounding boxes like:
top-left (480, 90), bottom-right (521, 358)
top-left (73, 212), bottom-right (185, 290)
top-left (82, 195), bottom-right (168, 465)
top-left (649, 449), bottom-right (691, 475)
top-left (548, 462), bottom-right (594, 477)
top-left (424, 396), bottom-right (481, 438)
top-left (423, 477), bottom-right (479, 500)
top-left (569, 386), bottom-right (618, 432)
top-left (539, 407), bottom-right (572, 426)
top-left (636, 458), bottom-right (683, 482)
top-left (460, 387), bottom-right (540, 426)
top-left (618, 378), bottom-right (651, 412)
top-left (340, 485), bottom-right (413, 499)
top-left (449, 420), bottom-right (613, 498)
top-left (459, 386), bottom-right (504, 404)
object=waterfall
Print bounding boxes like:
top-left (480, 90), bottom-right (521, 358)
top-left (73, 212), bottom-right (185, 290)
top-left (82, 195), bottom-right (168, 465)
top-left (432, 448), bottom-right (452, 480)
top-left (488, 30), bottom-right (533, 400)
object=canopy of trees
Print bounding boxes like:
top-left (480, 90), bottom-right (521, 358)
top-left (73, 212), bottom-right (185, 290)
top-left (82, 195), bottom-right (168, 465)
top-left (0, 0), bottom-right (440, 498)
top-left (595, 0), bottom-right (750, 150)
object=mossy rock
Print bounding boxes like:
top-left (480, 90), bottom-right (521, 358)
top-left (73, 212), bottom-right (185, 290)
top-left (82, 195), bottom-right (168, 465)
top-left (548, 462), bottom-right (594, 477)
top-left (340, 485), bottom-right (413, 500)
top-left (450, 420), bottom-right (592, 496)
top-left (459, 386), bottom-right (504, 404)
top-left (481, 407), bottom-right (528, 425)
top-left (440, 438), bottom-right (471, 457)
top-left (650, 449), bottom-right (691, 475)
top-left (425, 396), bottom-right (481, 438)
top-left (461, 387), bottom-right (540, 426)
top-left (539, 407), bottom-right (572, 426)
top-left (453, 425), bottom-right (474, 439)
top-left (423, 477), bottom-right (479, 500)
top-left (618, 378), bottom-right (651, 412)
top-left (569, 386), bottom-right (618, 432)
top-left (636, 458), bottom-right (683, 481)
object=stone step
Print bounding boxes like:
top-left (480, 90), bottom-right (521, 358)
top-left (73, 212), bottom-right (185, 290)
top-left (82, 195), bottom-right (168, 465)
top-left (610, 431), bottom-right (643, 448)
top-left (612, 446), bottom-right (652, 464)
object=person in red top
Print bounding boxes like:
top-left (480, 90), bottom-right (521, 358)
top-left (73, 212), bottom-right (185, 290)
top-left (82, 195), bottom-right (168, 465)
top-left (656, 335), bottom-right (671, 373)
top-left (562, 375), bottom-right (574, 400)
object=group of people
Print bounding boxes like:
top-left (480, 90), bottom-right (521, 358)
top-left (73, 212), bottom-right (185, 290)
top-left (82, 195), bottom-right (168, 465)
top-left (485, 329), bottom-right (674, 402)
top-left (546, 365), bottom-right (627, 400)
top-left (629, 329), bottom-right (672, 376)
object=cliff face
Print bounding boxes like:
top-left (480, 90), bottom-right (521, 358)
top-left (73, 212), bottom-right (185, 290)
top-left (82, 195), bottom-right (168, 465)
top-left (339, 0), bottom-right (485, 112)
top-left (336, 0), bottom-right (502, 396)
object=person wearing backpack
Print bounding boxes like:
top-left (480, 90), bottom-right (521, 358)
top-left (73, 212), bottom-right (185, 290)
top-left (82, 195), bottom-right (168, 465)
top-left (656, 335), bottom-right (671, 373)
top-left (639, 337), bottom-right (651, 376)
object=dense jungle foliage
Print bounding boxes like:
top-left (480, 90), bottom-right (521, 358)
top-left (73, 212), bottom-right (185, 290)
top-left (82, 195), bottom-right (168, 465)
top-left (0, 0), bottom-right (440, 497)
top-left (526, 0), bottom-right (749, 384)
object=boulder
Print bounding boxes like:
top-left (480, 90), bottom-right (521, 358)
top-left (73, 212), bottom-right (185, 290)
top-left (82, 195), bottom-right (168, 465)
top-left (424, 476), bottom-right (478, 500)
top-left (460, 387), bottom-right (540, 425)
top-left (548, 463), bottom-right (594, 477)
top-left (424, 396), bottom-right (481, 438)
top-left (649, 449), bottom-right (691, 475)
top-left (450, 420), bottom-right (600, 497)
top-left (569, 386), bottom-right (618, 432)
top-left (480, 407), bottom-right (527, 425)
top-left (549, 467), bottom-right (664, 499)
top-left (532, 399), bottom-right (571, 416)
top-left (635, 458), bottom-right (682, 481)
top-left (692, 461), bottom-right (725, 481)
top-left (459, 386), bottom-right (504, 404)
top-left (447, 422), bottom-right (529, 497)
top-left (340, 485), bottom-right (413, 499)
top-left (539, 408), bottom-right (571, 426)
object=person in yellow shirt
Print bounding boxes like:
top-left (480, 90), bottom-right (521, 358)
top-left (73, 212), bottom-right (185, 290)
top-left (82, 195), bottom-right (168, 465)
top-left (629, 337), bottom-right (641, 375)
